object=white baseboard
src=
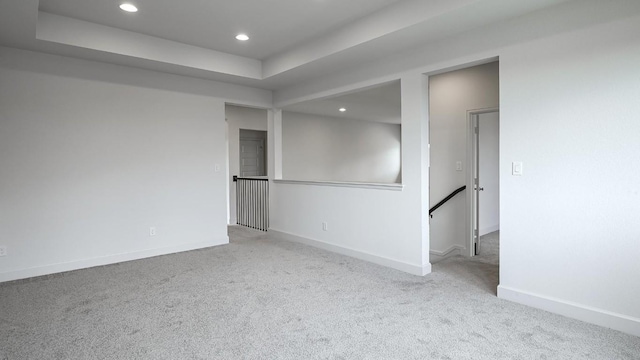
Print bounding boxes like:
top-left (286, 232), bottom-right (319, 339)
top-left (480, 224), bottom-right (500, 236)
top-left (268, 229), bottom-right (431, 276)
top-left (0, 237), bottom-right (229, 283)
top-left (498, 285), bottom-right (640, 337)
top-left (430, 245), bottom-right (465, 263)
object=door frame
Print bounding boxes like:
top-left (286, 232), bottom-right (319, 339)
top-left (239, 129), bottom-right (267, 177)
top-left (466, 107), bottom-right (499, 257)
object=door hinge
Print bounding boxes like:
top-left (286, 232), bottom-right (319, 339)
top-left (474, 126), bottom-right (479, 134)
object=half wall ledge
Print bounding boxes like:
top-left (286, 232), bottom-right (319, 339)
top-left (273, 179), bottom-right (403, 191)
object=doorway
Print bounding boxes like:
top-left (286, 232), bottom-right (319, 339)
top-left (239, 129), bottom-right (267, 177)
top-left (467, 109), bottom-right (500, 257)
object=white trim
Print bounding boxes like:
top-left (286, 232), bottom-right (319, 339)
top-left (429, 245), bottom-right (465, 263)
top-left (273, 179), bottom-right (403, 191)
top-left (269, 229), bottom-right (430, 276)
top-left (0, 238), bottom-right (229, 283)
top-left (498, 285), bottom-right (640, 337)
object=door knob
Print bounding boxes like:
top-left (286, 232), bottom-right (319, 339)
top-left (479, 187), bottom-right (484, 191)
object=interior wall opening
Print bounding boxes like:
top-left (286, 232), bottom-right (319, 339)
top-left (280, 80), bottom-right (402, 184)
top-left (239, 129), bottom-right (267, 177)
top-left (225, 104), bottom-right (268, 225)
top-left (427, 61), bottom-right (500, 267)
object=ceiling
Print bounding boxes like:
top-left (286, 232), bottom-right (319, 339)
top-left (284, 81), bottom-right (401, 124)
top-left (0, 0), bottom-right (570, 91)
top-left (38, 0), bottom-right (402, 60)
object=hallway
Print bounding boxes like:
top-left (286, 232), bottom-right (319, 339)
top-left (433, 231), bottom-right (499, 295)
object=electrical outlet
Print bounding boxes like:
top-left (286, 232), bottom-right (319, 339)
top-left (0, 246), bottom-right (7, 257)
top-left (149, 227), bottom-right (157, 236)
top-left (322, 222), bottom-right (328, 231)
top-left (512, 161), bottom-right (523, 176)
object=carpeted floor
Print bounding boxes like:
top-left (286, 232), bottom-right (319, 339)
top-left (0, 226), bottom-right (638, 359)
top-left (477, 230), bottom-right (500, 266)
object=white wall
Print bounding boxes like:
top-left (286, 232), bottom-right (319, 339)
top-left (429, 62), bottom-right (499, 256)
top-left (225, 105), bottom-right (268, 224)
top-left (282, 112), bottom-right (401, 183)
top-left (498, 14), bottom-right (640, 333)
top-left (478, 112), bottom-right (499, 235)
top-left (270, 75), bottom-right (431, 276)
top-left (0, 46), bottom-right (270, 282)
top-left (272, 0), bottom-right (640, 336)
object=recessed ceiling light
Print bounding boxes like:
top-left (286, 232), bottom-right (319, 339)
top-left (119, 3), bottom-right (138, 13)
top-left (339, 108), bottom-right (347, 112)
top-left (235, 34), bottom-right (250, 41)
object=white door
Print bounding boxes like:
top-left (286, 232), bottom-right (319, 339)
top-left (478, 112), bottom-right (500, 236)
top-left (239, 139), bottom-right (265, 177)
top-left (470, 110), bottom-right (499, 255)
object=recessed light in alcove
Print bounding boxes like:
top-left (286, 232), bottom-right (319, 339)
top-left (236, 34), bottom-right (250, 41)
top-left (339, 108), bottom-right (347, 112)
top-left (119, 3), bottom-right (138, 13)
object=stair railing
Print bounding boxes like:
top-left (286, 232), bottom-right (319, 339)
top-left (235, 176), bottom-right (269, 231)
top-left (429, 186), bottom-right (466, 218)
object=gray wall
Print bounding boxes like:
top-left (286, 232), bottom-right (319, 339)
top-left (282, 111), bottom-right (401, 183)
